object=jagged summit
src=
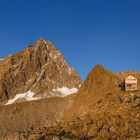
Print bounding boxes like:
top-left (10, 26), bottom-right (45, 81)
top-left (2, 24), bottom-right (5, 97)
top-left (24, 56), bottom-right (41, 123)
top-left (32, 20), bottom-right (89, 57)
top-left (0, 39), bottom-right (81, 105)
top-left (34, 37), bottom-right (49, 47)
top-left (35, 37), bottom-right (46, 43)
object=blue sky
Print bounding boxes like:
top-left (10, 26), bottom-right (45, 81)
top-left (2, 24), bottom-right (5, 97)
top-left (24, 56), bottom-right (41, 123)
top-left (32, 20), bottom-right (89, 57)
top-left (0, 0), bottom-right (140, 79)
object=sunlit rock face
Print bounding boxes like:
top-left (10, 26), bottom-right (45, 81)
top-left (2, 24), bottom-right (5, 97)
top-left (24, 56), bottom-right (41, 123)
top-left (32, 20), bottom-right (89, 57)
top-left (0, 38), bottom-right (81, 104)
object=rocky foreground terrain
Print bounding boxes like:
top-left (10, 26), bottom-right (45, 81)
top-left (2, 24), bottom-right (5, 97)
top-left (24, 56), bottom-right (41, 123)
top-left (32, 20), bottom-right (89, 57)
top-left (13, 90), bottom-right (140, 140)
top-left (0, 39), bottom-right (140, 140)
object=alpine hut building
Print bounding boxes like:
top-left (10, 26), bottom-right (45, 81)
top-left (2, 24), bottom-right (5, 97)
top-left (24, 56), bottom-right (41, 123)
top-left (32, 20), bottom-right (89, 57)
top-left (125, 75), bottom-right (137, 91)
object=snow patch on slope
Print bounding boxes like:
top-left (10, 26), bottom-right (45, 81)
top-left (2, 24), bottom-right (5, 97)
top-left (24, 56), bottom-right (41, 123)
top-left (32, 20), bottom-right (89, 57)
top-left (52, 87), bottom-right (78, 96)
top-left (46, 45), bottom-right (49, 50)
top-left (5, 90), bottom-right (40, 105)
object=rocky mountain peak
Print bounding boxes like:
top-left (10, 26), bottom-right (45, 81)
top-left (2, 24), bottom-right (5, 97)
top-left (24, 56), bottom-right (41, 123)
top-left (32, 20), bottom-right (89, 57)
top-left (0, 39), bottom-right (81, 105)
top-left (93, 64), bottom-right (105, 70)
top-left (80, 64), bottom-right (117, 94)
top-left (34, 37), bottom-right (46, 45)
top-left (34, 38), bottom-right (50, 50)
top-left (87, 64), bottom-right (110, 79)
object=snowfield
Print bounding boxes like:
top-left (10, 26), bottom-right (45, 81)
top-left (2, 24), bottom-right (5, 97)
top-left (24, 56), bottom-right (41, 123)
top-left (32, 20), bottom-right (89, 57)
top-left (5, 87), bottom-right (78, 105)
top-left (52, 87), bottom-right (78, 96)
top-left (5, 90), bottom-right (40, 105)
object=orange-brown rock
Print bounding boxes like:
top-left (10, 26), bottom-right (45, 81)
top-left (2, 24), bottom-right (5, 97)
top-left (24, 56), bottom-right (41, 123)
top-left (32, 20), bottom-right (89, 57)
top-left (0, 38), bottom-right (81, 104)
top-left (4, 65), bottom-right (140, 140)
top-left (1, 61), bottom-right (140, 139)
